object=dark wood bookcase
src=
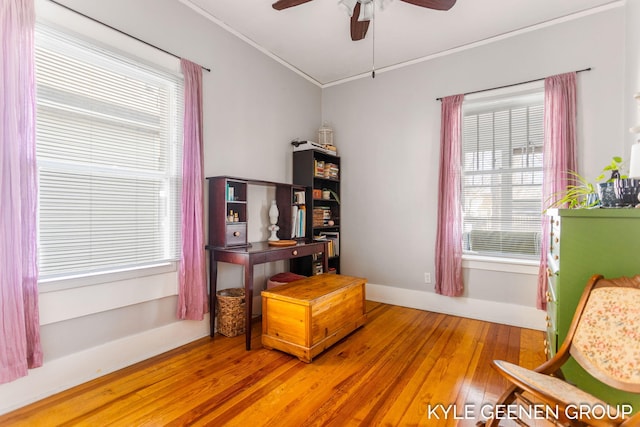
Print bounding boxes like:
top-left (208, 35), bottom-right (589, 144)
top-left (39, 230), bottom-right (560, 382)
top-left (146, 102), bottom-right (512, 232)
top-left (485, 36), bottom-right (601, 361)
top-left (292, 150), bottom-right (341, 274)
top-left (207, 176), bottom-right (302, 248)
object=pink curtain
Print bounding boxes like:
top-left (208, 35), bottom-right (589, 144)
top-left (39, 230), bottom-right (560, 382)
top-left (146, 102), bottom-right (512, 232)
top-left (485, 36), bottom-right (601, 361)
top-left (537, 72), bottom-right (577, 310)
top-left (435, 94), bottom-right (465, 297)
top-left (176, 59), bottom-right (208, 320)
top-left (1, 0), bottom-right (43, 384)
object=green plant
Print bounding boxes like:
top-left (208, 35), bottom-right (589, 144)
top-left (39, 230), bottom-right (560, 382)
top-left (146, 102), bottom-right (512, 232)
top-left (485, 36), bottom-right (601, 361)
top-left (545, 156), bottom-right (633, 210)
top-left (545, 171), bottom-right (598, 210)
top-left (323, 188), bottom-right (340, 204)
top-left (596, 156), bottom-right (628, 182)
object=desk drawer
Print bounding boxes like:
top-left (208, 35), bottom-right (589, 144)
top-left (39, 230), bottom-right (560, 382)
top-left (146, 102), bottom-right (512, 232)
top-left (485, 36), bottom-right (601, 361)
top-left (225, 223), bottom-right (247, 246)
top-left (264, 242), bottom-right (323, 262)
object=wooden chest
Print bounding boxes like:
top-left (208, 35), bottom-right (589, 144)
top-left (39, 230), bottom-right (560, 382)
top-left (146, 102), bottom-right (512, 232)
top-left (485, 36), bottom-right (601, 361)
top-left (261, 274), bottom-right (367, 363)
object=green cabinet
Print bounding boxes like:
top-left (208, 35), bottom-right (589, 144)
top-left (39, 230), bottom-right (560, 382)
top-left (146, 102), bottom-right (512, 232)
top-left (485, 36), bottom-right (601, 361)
top-left (546, 208), bottom-right (640, 410)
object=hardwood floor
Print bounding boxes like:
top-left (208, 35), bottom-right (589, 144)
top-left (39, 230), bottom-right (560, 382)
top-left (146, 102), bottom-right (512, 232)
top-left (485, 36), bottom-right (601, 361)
top-left (0, 302), bottom-right (546, 426)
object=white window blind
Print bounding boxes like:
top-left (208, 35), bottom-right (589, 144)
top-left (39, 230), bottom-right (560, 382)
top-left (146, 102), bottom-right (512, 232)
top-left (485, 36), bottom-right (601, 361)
top-left (35, 24), bottom-right (183, 279)
top-left (462, 92), bottom-right (543, 259)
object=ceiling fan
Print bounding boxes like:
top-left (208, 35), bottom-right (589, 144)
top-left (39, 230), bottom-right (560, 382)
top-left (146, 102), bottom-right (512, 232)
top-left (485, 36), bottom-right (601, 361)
top-left (272, 0), bottom-right (457, 41)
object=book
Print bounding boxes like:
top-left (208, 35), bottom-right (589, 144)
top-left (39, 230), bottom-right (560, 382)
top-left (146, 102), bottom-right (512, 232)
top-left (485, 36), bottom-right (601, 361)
top-left (291, 205), bottom-right (298, 238)
top-left (320, 231), bottom-right (339, 257)
top-left (312, 206), bottom-right (331, 227)
top-left (297, 205), bottom-right (306, 237)
top-left (294, 190), bottom-right (306, 205)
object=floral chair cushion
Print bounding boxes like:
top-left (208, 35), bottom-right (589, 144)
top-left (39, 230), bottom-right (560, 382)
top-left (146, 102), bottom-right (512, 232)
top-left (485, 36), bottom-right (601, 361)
top-left (571, 287), bottom-right (640, 392)
top-left (494, 360), bottom-right (622, 420)
top-left (493, 360), bottom-right (612, 411)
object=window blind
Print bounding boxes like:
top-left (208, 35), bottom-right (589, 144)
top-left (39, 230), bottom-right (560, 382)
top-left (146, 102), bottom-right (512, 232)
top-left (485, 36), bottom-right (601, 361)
top-left (35, 24), bottom-right (183, 279)
top-left (462, 93), bottom-right (543, 259)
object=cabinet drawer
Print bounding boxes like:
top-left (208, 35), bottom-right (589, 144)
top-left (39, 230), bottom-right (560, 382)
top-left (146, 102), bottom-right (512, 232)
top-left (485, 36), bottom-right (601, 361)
top-left (225, 223), bottom-right (247, 246)
top-left (545, 273), bottom-right (557, 358)
top-left (544, 328), bottom-right (557, 359)
top-left (546, 288), bottom-right (557, 330)
top-left (548, 216), bottom-right (559, 261)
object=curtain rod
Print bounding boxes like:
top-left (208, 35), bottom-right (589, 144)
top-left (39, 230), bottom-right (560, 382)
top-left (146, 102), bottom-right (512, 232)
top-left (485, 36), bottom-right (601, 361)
top-left (48, 0), bottom-right (211, 72)
top-left (435, 67), bottom-right (591, 101)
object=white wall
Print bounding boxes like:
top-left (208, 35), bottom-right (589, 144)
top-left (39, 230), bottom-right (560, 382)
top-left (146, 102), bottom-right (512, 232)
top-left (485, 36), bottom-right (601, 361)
top-left (0, 0), bottom-right (320, 415)
top-left (626, 0), bottom-right (640, 146)
top-left (321, 6), bottom-right (626, 326)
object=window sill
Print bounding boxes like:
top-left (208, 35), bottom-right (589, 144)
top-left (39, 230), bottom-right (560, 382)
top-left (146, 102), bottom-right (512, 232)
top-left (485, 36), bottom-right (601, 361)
top-left (462, 255), bottom-right (539, 275)
top-left (39, 262), bottom-right (178, 293)
top-left (38, 263), bottom-right (180, 325)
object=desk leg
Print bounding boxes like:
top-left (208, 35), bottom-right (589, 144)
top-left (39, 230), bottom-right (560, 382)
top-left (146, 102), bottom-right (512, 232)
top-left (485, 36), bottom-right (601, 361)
top-left (209, 252), bottom-right (218, 338)
top-left (244, 262), bottom-right (253, 351)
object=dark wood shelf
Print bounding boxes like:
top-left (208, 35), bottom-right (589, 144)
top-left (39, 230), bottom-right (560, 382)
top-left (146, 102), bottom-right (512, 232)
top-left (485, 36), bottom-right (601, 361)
top-left (313, 176), bottom-right (340, 182)
top-left (293, 150), bottom-right (341, 274)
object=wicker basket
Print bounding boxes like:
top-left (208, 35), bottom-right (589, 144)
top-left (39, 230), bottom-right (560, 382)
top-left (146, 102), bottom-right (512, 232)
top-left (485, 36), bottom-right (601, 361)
top-left (216, 288), bottom-right (245, 337)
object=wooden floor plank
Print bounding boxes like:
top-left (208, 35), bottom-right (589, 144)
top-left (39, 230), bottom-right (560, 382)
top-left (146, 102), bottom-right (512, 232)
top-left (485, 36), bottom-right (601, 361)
top-left (0, 302), bottom-right (545, 427)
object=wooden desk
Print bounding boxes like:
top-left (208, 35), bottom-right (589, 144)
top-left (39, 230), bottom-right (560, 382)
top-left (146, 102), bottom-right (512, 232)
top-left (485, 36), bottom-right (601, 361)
top-left (207, 240), bottom-right (329, 350)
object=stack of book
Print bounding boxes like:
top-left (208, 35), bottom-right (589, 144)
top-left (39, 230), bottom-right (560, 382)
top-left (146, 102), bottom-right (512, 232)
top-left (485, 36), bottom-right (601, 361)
top-left (291, 205), bottom-right (306, 238)
top-left (312, 207), bottom-right (331, 227)
top-left (323, 163), bottom-right (339, 180)
top-left (312, 253), bottom-right (324, 275)
top-left (225, 184), bottom-right (235, 201)
top-left (313, 160), bottom-right (339, 179)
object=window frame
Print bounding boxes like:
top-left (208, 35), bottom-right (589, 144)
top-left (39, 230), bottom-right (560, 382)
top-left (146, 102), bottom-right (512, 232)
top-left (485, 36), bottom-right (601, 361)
top-left (34, 19), bottom-right (184, 287)
top-left (461, 83), bottom-right (545, 262)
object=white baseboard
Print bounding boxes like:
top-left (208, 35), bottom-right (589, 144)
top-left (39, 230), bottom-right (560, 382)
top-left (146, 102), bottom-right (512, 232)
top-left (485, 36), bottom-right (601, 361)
top-left (0, 316), bottom-right (210, 415)
top-left (366, 283), bottom-right (546, 331)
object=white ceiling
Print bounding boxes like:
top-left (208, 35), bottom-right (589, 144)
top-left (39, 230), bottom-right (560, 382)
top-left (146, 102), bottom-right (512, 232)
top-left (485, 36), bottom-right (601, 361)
top-left (179, 0), bottom-right (621, 87)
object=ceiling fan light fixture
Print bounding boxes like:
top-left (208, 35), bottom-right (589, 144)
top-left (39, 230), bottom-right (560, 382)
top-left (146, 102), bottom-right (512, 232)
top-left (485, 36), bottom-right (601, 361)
top-left (358, 0), bottom-right (374, 21)
top-left (338, 0), bottom-right (358, 16)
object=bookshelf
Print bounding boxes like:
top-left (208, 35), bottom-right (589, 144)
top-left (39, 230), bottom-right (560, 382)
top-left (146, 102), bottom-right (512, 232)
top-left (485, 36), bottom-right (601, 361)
top-left (207, 177), bottom-right (249, 248)
top-left (207, 176), bottom-right (304, 248)
top-left (292, 150), bottom-right (341, 274)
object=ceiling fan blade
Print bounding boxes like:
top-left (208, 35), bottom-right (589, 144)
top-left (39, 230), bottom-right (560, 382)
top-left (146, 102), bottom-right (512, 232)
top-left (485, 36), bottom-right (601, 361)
top-left (400, 0), bottom-right (456, 11)
top-left (350, 3), bottom-right (370, 41)
top-left (272, 0), bottom-right (313, 11)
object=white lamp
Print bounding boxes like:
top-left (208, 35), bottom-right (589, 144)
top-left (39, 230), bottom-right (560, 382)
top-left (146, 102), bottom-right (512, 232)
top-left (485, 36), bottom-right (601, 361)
top-left (629, 142), bottom-right (640, 207)
top-left (630, 91), bottom-right (640, 205)
top-left (267, 200), bottom-right (280, 241)
top-left (629, 142), bottom-right (640, 179)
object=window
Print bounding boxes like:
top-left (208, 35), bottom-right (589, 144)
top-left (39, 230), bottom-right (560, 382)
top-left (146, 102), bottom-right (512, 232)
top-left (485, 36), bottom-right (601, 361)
top-left (35, 24), bottom-right (183, 280)
top-left (462, 90), bottom-right (543, 259)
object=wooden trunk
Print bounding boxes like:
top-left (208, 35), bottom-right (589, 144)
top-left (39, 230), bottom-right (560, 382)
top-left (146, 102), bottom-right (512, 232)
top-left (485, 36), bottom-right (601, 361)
top-left (261, 274), bottom-right (367, 363)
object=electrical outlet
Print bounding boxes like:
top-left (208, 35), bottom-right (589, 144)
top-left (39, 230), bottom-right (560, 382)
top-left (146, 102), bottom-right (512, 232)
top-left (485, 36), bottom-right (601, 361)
top-left (424, 272), bottom-right (431, 284)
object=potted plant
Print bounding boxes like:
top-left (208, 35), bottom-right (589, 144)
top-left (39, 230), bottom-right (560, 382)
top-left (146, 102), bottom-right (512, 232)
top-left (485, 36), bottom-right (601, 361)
top-left (595, 156), bottom-right (624, 207)
top-left (595, 156), bottom-right (640, 207)
top-left (545, 156), bottom-right (640, 210)
top-left (595, 156), bottom-right (626, 182)
top-left (545, 171), bottom-right (598, 210)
